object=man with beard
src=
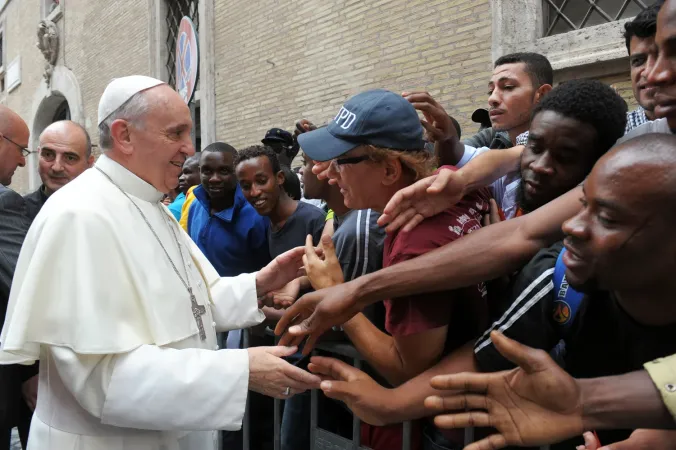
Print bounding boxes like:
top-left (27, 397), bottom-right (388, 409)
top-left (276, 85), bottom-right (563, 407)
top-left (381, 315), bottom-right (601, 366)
top-left (309, 134), bottom-right (676, 449)
top-left (624, 2), bottom-right (662, 133)
top-left (168, 154), bottom-right (199, 220)
top-left (24, 121), bottom-right (94, 220)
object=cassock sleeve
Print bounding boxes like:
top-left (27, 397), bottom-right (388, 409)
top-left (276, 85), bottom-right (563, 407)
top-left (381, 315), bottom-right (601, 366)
top-left (51, 344), bottom-right (250, 431)
top-left (209, 272), bottom-right (265, 332)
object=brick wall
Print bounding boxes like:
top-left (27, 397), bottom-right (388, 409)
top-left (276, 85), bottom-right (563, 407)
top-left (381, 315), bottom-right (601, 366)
top-left (213, 0), bottom-right (495, 149)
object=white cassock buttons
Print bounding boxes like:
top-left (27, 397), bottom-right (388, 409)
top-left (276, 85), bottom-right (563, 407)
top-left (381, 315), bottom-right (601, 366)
top-left (214, 345), bottom-right (219, 350)
top-left (187, 260), bottom-right (192, 268)
top-left (198, 280), bottom-right (203, 287)
top-left (212, 322), bottom-right (216, 328)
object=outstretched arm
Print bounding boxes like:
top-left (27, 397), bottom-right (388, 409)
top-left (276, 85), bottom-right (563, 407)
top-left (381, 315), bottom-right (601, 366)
top-left (378, 145), bottom-right (523, 234)
top-left (277, 186), bottom-right (582, 352)
top-left (424, 332), bottom-right (675, 450)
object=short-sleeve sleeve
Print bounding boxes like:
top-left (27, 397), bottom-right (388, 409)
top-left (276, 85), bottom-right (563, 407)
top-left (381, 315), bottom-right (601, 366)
top-left (645, 354), bottom-right (676, 422)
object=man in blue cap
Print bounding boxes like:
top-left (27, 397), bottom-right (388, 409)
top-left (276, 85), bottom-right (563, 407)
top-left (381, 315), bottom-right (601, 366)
top-left (297, 89), bottom-right (491, 450)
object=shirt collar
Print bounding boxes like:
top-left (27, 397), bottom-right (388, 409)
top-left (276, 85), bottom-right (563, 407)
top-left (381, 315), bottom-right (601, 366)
top-left (193, 184), bottom-right (245, 222)
top-left (95, 154), bottom-right (165, 203)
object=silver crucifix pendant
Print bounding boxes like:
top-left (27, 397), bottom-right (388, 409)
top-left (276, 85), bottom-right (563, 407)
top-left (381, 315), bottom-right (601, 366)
top-left (189, 288), bottom-right (207, 341)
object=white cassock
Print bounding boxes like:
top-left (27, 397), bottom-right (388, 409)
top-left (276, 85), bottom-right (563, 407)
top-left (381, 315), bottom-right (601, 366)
top-left (0, 155), bottom-right (266, 450)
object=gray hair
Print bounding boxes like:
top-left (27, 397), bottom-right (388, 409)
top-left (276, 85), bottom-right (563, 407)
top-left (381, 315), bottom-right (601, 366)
top-left (98, 91), bottom-right (150, 151)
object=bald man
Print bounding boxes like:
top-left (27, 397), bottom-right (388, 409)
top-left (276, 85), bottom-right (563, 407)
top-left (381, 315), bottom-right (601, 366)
top-left (24, 120), bottom-right (94, 220)
top-left (0, 105), bottom-right (34, 449)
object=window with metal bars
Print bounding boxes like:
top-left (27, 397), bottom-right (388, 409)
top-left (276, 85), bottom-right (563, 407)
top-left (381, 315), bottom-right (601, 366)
top-left (544, 0), bottom-right (649, 37)
top-left (165, 0), bottom-right (199, 88)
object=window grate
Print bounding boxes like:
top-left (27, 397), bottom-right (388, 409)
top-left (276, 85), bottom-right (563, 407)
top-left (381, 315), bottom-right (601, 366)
top-left (544, 0), bottom-right (649, 37)
top-left (165, 0), bottom-right (198, 88)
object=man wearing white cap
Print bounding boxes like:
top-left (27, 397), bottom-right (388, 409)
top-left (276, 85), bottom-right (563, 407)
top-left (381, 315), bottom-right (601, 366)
top-left (0, 76), bottom-right (320, 450)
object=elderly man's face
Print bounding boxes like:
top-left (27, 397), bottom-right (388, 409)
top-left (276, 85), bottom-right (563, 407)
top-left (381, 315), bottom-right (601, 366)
top-left (38, 122), bottom-right (93, 195)
top-left (128, 85), bottom-right (195, 193)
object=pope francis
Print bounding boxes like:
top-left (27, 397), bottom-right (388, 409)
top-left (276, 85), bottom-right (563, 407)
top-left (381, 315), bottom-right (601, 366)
top-left (0, 76), bottom-right (320, 450)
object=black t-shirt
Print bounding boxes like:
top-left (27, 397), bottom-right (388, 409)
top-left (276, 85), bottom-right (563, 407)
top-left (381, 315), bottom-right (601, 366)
top-left (474, 242), bottom-right (676, 449)
top-left (267, 201), bottom-right (325, 258)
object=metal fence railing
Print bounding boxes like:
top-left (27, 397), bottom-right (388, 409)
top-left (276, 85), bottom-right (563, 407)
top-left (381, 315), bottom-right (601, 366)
top-left (235, 328), bottom-right (549, 450)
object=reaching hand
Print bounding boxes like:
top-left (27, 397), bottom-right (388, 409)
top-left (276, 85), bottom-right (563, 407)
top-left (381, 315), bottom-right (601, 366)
top-left (308, 356), bottom-right (395, 426)
top-left (402, 91), bottom-right (456, 143)
top-left (311, 160), bottom-right (336, 185)
top-left (256, 246), bottom-right (319, 297)
top-left (304, 234), bottom-right (344, 291)
top-left (247, 346), bottom-right (321, 399)
top-left (424, 331), bottom-right (585, 450)
top-left (275, 281), bottom-right (362, 354)
top-left (258, 276), bottom-right (301, 309)
top-left (576, 429), bottom-right (676, 450)
top-left (378, 168), bottom-right (467, 233)
top-left (294, 119), bottom-right (317, 137)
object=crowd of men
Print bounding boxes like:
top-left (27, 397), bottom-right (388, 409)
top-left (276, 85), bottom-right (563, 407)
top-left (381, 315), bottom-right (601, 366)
top-left (1, 1), bottom-right (676, 449)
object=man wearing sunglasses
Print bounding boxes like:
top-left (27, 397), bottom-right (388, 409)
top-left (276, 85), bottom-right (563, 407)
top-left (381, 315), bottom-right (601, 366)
top-left (24, 121), bottom-right (94, 220)
top-left (0, 104), bottom-right (35, 450)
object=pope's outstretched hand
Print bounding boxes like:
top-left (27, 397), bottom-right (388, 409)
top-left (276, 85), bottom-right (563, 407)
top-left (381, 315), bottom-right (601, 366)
top-left (248, 346), bottom-right (321, 399)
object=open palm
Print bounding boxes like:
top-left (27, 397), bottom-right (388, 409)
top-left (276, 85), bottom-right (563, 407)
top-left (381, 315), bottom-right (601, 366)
top-left (426, 331), bottom-right (585, 450)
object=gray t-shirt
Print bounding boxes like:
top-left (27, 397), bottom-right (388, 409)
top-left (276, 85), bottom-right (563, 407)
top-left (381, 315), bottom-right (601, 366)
top-left (268, 201), bottom-right (326, 258)
top-left (617, 117), bottom-right (671, 144)
top-left (333, 209), bottom-right (385, 282)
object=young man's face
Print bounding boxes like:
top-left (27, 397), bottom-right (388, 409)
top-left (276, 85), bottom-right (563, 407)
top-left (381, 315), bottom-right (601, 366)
top-left (630, 35), bottom-right (658, 113)
top-left (236, 155), bottom-right (283, 216)
top-left (178, 159), bottom-right (200, 194)
top-left (199, 151), bottom-right (237, 203)
top-left (519, 110), bottom-right (599, 213)
top-left (300, 153), bottom-right (325, 200)
top-left (488, 62), bottom-right (539, 134)
top-left (647, 0), bottom-right (676, 128)
top-left (561, 148), bottom-right (676, 294)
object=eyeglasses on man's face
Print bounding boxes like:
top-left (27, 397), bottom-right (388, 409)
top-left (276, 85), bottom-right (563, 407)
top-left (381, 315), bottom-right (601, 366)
top-left (3, 135), bottom-right (32, 157)
top-left (330, 155), bottom-right (371, 172)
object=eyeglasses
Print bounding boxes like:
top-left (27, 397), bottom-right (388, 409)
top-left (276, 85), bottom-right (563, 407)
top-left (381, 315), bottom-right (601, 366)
top-left (3, 135), bottom-right (32, 157)
top-left (334, 155), bottom-right (370, 167)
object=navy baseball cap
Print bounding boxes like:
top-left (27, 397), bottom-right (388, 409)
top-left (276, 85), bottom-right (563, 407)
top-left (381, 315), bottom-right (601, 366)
top-left (297, 89), bottom-right (425, 162)
top-left (262, 128), bottom-right (293, 146)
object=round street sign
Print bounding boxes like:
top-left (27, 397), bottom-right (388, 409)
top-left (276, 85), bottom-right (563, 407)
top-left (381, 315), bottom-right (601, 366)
top-left (175, 16), bottom-right (199, 104)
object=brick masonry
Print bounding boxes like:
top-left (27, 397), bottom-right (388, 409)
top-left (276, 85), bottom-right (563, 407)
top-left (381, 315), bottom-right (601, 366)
top-left (2, 0), bottom-right (638, 193)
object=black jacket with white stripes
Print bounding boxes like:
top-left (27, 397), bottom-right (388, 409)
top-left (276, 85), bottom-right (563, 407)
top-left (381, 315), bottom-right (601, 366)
top-left (474, 242), bottom-right (676, 448)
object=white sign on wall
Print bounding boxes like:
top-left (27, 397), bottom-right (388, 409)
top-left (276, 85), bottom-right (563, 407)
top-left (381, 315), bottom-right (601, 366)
top-left (7, 56), bottom-right (20, 92)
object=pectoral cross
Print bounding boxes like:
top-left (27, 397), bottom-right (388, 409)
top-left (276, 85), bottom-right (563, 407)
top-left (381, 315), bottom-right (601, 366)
top-left (189, 287), bottom-right (207, 341)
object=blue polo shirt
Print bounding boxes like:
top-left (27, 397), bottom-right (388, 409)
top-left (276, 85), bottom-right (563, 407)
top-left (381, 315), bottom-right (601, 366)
top-left (187, 185), bottom-right (270, 277)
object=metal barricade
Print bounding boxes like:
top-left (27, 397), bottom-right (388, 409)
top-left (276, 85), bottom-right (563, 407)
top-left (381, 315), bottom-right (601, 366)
top-left (236, 328), bottom-right (550, 450)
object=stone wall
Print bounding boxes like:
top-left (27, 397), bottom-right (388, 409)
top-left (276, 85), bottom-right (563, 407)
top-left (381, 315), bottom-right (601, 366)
top-left (3, 0), bottom-right (152, 194)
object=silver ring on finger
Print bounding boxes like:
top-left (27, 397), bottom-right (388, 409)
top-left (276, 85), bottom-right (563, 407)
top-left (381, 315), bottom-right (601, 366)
top-left (284, 387), bottom-right (291, 396)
